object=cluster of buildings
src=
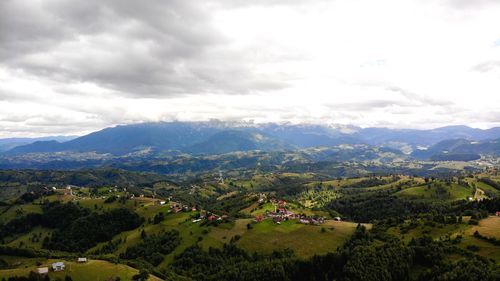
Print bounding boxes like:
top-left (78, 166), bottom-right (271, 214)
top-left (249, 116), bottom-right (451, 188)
top-left (192, 210), bottom-right (228, 223)
top-left (258, 199), bottom-right (335, 225)
top-left (36, 258), bottom-right (87, 275)
top-left (170, 202), bottom-right (197, 213)
top-left (298, 217), bottom-right (326, 225)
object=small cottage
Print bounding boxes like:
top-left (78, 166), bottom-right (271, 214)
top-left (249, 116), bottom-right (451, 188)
top-left (52, 261), bottom-right (65, 271)
top-left (37, 267), bottom-right (49, 274)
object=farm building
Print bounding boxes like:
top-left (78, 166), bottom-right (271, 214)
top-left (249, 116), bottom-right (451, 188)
top-left (77, 257), bottom-right (87, 263)
top-left (52, 261), bottom-right (65, 271)
top-left (36, 267), bottom-right (49, 274)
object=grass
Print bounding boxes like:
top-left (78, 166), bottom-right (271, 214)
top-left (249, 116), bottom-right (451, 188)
top-left (458, 235), bottom-right (500, 263)
top-left (387, 222), bottom-right (469, 243)
top-left (396, 183), bottom-right (472, 201)
top-left (0, 203), bottom-right (42, 223)
top-left (249, 202), bottom-right (276, 216)
top-left (6, 227), bottom-right (52, 249)
top-left (387, 217), bottom-right (500, 263)
top-left (0, 259), bottom-right (162, 281)
top-left (235, 219), bottom-right (370, 258)
top-left (466, 216), bottom-right (500, 239)
top-left (200, 219), bottom-right (252, 249)
top-left (474, 181), bottom-right (500, 197)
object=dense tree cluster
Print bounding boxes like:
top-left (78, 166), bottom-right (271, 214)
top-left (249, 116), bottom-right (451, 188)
top-left (343, 176), bottom-right (397, 189)
top-left (0, 202), bottom-right (142, 252)
top-left (327, 192), bottom-right (438, 222)
top-left (0, 169), bottom-right (166, 188)
top-left (44, 208), bottom-right (143, 252)
top-left (121, 230), bottom-right (180, 266)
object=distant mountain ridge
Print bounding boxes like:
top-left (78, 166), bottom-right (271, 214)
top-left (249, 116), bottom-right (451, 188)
top-left (0, 136), bottom-right (77, 152)
top-left (4, 122), bottom-right (500, 157)
top-left (412, 138), bottom-right (500, 161)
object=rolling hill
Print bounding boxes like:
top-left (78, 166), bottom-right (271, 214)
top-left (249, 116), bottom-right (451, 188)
top-left (412, 138), bottom-right (500, 160)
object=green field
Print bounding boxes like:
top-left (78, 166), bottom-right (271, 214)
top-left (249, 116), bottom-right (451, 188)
top-left (387, 222), bottom-right (470, 243)
top-left (387, 217), bottom-right (500, 263)
top-left (0, 259), bottom-right (162, 281)
top-left (0, 203), bottom-right (42, 224)
top-left (235, 219), bottom-right (370, 258)
top-left (396, 183), bottom-right (472, 201)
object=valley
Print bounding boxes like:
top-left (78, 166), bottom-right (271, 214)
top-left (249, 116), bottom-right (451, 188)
top-left (0, 167), bottom-right (499, 280)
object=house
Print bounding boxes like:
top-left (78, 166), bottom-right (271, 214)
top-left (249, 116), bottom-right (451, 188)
top-left (192, 219), bottom-right (202, 223)
top-left (334, 217), bottom-right (342, 221)
top-left (158, 200), bottom-right (166, 205)
top-left (496, 211), bottom-right (500, 217)
top-left (278, 200), bottom-right (287, 207)
top-left (257, 193), bottom-right (267, 203)
top-left (299, 218), bottom-right (310, 224)
top-left (199, 212), bottom-right (206, 219)
top-left (208, 215), bottom-right (217, 221)
top-left (36, 267), bottom-right (49, 274)
top-left (52, 261), bottom-right (65, 271)
top-left (255, 215), bottom-right (264, 222)
top-left (77, 257), bottom-right (87, 263)
top-left (191, 207), bottom-right (197, 211)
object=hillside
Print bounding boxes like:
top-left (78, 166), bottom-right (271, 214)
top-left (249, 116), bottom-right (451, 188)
top-left (412, 138), bottom-right (500, 160)
top-left (1, 170), bottom-right (499, 280)
top-left (185, 130), bottom-right (293, 155)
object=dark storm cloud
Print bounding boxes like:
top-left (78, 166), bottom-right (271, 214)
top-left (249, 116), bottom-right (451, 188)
top-left (0, 0), bottom-right (290, 98)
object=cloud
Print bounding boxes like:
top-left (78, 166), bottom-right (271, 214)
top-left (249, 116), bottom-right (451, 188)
top-left (445, 0), bottom-right (500, 9)
top-left (0, 0), bottom-right (291, 99)
top-left (1, 0), bottom-right (500, 137)
top-left (384, 86), bottom-right (450, 107)
top-left (472, 61), bottom-right (500, 72)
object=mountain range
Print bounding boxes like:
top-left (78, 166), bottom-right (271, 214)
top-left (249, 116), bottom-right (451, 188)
top-left (3, 122), bottom-right (500, 160)
top-left (0, 136), bottom-right (77, 152)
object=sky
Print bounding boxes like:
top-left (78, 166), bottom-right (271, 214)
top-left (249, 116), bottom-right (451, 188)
top-left (1, 0), bottom-right (500, 137)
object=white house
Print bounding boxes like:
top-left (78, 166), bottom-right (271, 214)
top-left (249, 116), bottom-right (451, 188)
top-left (37, 267), bottom-right (49, 274)
top-left (52, 261), bottom-right (65, 271)
top-left (77, 257), bottom-right (87, 263)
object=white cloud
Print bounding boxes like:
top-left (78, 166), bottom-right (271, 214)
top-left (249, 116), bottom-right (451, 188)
top-left (0, 0), bottom-right (499, 137)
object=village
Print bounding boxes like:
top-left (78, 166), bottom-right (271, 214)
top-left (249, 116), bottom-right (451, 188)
top-left (33, 183), bottom-right (343, 233)
top-left (254, 198), bottom-right (340, 225)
